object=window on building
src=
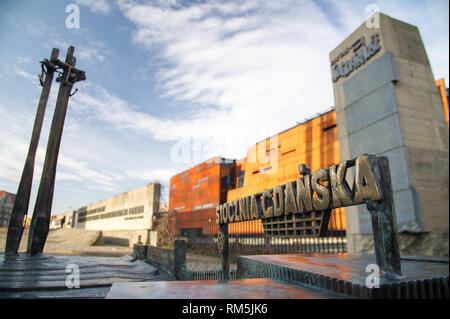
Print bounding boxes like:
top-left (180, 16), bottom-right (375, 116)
top-left (323, 124), bottom-right (337, 132)
top-left (281, 149), bottom-right (296, 156)
top-left (221, 175), bottom-right (231, 187)
top-left (192, 203), bottom-right (214, 210)
top-left (253, 166), bottom-right (272, 174)
top-left (192, 177), bottom-right (209, 189)
top-left (238, 171), bottom-right (245, 188)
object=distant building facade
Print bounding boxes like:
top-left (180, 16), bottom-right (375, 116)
top-left (169, 156), bottom-right (236, 238)
top-left (329, 13), bottom-right (448, 255)
top-left (169, 111), bottom-right (346, 239)
top-left (169, 13), bottom-right (449, 256)
top-left (0, 191), bottom-right (15, 228)
top-left (71, 183), bottom-right (161, 247)
top-left (50, 211), bottom-right (74, 230)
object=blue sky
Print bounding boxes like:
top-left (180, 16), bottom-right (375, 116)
top-left (0, 0), bottom-right (448, 216)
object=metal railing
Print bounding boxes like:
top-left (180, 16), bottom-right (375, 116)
top-left (178, 213), bottom-right (347, 258)
top-left (192, 269), bottom-right (237, 281)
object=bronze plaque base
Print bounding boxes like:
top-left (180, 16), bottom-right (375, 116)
top-left (236, 253), bottom-right (449, 299)
top-left (106, 277), bottom-right (350, 299)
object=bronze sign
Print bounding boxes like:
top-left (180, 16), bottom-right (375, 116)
top-left (331, 33), bottom-right (381, 82)
top-left (216, 154), bottom-right (382, 227)
top-left (216, 154), bottom-right (403, 279)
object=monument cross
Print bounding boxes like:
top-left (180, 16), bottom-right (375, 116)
top-left (27, 46), bottom-right (86, 255)
top-left (5, 48), bottom-right (60, 255)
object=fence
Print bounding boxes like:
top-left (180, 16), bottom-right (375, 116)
top-left (134, 241), bottom-right (237, 281)
top-left (192, 269), bottom-right (237, 281)
top-left (177, 209), bottom-right (347, 258)
top-left (133, 241), bottom-right (192, 280)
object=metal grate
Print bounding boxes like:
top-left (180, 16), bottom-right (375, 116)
top-left (261, 210), bottom-right (331, 237)
top-left (192, 270), bottom-right (237, 281)
top-left (179, 212), bottom-right (346, 257)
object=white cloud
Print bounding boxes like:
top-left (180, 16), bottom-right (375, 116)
top-left (112, 0), bottom-right (448, 161)
top-left (57, 154), bottom-right (122, 191)
top-left (1, 0), bottom-right (447, 214)
top-left (112, 0), bottom-right (343, 160)
top-left (15, 68), bottom-right (40, 86)
top-left (0, 101), bottom-right (122, 193)
top-left (75, 0), bottom-right (112, 14)
top-left (75, 41), bottom-right (108, 64)
top-left (124, 167), bottom-right (178, 182)
top-left (0, 103), bottom-right (35, 182)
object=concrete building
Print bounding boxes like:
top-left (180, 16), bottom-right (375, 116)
top-left (73, 183), bottom-right (161, 247)
top-left (330, 13), bottom-right (448, 256)
top-left (50, 211), bottom-right (74, 230)
top-left (0, 191), bottom-right (15, 228)
top-left (169, 13), bottom-right (449, 256)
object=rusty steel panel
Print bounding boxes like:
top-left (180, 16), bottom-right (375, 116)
top-left (169, 157), bottom-right (232, 235)
top-left (169, 110), bottom-right (346, 236)
top-left (226, 110), bottom-right (345, 233)
top-left (219, 154), bottom-right (404, 278)
top-left (436, 78), bottom-right (449, 126)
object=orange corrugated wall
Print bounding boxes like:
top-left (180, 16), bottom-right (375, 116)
top-left (169, 157), bottom-right (222, 235)
top-left (227, 110), bottom-right (345, 235)
top-left (169, 81), bottom-right (448, 236)
top-left (436, 78), bottom-right (449, 127)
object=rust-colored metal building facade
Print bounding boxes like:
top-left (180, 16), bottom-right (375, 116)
top-left (226, 109), bottom-right (345, 236)
top-left (436, 78), bottom-right (449, 127)
top-left (169, 109), bottom-right (345, 237)
top-left (169, 156), bottom-right (237, 236)
top-left (169, 79), bottom-right (448, 238)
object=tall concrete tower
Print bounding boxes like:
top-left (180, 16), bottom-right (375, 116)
top-left (330, 13), bottom-right (449, 255)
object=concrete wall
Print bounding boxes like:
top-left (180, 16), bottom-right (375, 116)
top-left (0, 192), bottom-right (15, 228)
top-left (330, 13), bottom-right (449, 255)
top-left (101, 229), bottom-right (149, 247)
top-left (50, 211), bottom-right (74, 230)
top-left (75, 183), bottom-right (161, 247)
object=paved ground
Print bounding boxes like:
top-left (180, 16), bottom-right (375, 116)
top-left (0, 227), bottom-right (110, 255)
top-left (0, 253), bottom-right (171, 298)
top-left (186, 253), bottom-right (237, 272)
top-left (106, 278), bottom-right (350, 299)
top-left (0, 227), bottom-right (235, 271)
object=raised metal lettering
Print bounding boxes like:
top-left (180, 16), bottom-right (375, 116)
top-left (296, 176), bottom-right (313, 213)
top-left (329, 161), bottom-right (353, 207)
top-left (354, 155), bottom-right (382, 203)
top-left (262, 189), bottom-right (274, 218)
top-left (284, 181), bottom-right (298, 215)
top-left (311, 168), bottom-right (331, 210)
top-left (273, 186), bottom-right (284, 217)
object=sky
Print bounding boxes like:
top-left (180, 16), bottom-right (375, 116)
top-left (0, 0), bottom-right (448, 216)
